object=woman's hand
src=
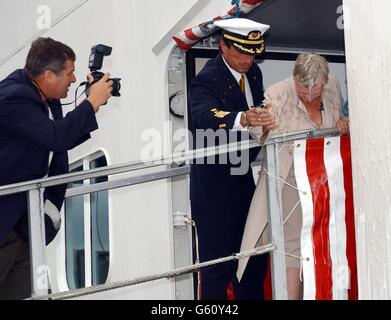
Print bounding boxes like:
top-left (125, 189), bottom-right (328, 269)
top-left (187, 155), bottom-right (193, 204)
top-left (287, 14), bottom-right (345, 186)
top-left (246, 103), bottom-right (278, 131)
top-left (336, 119), bottom-right (350, 135)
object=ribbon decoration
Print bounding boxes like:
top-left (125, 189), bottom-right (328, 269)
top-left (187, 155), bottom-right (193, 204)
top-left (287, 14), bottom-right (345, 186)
top-left (172, 0), bottom-right (265, 52)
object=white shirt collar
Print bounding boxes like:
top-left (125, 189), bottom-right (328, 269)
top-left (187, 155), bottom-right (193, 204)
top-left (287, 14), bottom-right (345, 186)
top-left (221, 55), bottom-right (254, 108)
top-left (45, 101), bottom-right (54, 121)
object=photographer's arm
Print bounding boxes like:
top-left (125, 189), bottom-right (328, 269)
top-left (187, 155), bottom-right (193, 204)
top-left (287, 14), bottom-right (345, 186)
top-left (86, 73), bottom-right (113, 112)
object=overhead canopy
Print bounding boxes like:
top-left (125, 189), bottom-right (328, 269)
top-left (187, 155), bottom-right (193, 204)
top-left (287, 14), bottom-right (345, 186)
top-left (246, 0), bottom-right (345, 54)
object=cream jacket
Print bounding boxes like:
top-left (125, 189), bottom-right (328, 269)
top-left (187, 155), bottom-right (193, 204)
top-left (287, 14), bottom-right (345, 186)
top-left (237, 75), bottom-right (344, 281)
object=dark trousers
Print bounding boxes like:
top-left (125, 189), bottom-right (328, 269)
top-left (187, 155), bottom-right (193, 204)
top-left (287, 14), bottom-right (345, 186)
top-left (192, 204), bottom-right (267, 300)
top-left (0, 232), bottom-right (31, 300)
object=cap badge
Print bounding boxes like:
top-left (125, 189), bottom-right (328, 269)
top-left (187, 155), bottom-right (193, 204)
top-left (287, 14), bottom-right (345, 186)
top-left (248, 31), bottom-right (262, 40)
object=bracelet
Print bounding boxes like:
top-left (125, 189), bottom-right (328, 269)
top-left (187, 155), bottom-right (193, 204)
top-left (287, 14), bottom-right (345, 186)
top-left (243, 111), bottom-right (249, 128)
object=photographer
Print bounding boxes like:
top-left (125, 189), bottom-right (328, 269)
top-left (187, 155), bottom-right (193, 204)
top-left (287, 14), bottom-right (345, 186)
top-left (0, 37), bottom-right (113, 300)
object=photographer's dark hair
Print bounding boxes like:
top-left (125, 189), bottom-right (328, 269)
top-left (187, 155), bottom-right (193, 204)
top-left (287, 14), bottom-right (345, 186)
top-left (24, 37), bottom-right (76, 79)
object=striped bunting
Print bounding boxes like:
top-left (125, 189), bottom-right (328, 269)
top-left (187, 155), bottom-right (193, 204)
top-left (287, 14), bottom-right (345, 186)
top-left (294, 136), bottom-right (358, 300)
top-left (173, 0), bottom-right (264, 51)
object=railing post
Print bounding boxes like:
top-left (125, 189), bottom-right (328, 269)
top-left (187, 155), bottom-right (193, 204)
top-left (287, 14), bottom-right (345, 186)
top-left (27, 188), bottom-right (49, 299)
top-left (265, 143), bottom-right (288, 300)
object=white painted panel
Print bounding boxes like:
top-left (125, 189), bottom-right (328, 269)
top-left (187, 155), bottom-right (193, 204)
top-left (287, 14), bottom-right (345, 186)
top-left (0, 0), bottom-right (84, 76)
top-left (344, 0), bottom-right (391, 300)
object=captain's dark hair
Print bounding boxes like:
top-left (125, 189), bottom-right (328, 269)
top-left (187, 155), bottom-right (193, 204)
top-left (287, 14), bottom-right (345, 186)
top-left (222, 37), bottom-right (233, 49)
top-left (218, 32), bottom-right (233, 51)
top-left (24, 37), bottom-right (76, 79)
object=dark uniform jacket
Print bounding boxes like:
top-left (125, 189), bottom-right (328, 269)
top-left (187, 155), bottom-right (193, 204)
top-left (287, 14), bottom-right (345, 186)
top-left (188, 54), bottom-right (264, 212)
top-left (0, 69), bottom-right (98, 243)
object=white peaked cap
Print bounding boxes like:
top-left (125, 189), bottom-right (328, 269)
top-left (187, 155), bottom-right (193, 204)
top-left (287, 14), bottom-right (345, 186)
top-left (214, 18), bottom-right (270, 36)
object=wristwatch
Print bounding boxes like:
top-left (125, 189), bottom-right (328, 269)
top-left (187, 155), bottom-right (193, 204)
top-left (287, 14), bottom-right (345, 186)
top-left (241, 111), bottom-right (249, 128)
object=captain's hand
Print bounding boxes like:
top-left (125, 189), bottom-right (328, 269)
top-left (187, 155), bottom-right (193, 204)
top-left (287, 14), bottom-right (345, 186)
top-left (246, 103), bottom-right (278, 132)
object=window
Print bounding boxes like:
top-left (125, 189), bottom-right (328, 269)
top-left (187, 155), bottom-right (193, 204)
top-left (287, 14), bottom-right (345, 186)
top-left (65, 166), bottom-right (85, 289)
top-left (90, 157), bottom-right (110, 286)
top-left (65, 153), bottom-right (110, 289)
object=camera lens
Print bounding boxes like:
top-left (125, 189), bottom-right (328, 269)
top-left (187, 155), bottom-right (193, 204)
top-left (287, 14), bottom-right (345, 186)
top-left (111, 78), bottom-right (121, 97)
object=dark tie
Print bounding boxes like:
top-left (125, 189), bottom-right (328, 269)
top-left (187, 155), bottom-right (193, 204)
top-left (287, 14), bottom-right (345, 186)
top-left (239, 75), bottom-right (245, 96)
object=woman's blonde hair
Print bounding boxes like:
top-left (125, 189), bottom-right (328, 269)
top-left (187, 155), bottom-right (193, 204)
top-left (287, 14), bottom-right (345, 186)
top-left (293, 53), bottom-right (329, 88)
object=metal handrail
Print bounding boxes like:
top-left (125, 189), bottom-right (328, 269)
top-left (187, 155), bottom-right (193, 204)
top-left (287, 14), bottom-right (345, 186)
top-left (34, 244), bottom-right (275, 300)
top-left (0, 128), bottom-right (339, 198)
top-left (0, 140), bottom-right (258, 197)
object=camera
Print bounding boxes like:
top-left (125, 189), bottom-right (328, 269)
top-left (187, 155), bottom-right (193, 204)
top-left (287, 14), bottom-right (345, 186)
top-left (88, 44), bottom-right (121, 96)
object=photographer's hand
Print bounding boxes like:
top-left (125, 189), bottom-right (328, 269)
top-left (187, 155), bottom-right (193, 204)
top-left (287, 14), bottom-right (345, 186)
top-left (86, 73), bottom-right (113, 112)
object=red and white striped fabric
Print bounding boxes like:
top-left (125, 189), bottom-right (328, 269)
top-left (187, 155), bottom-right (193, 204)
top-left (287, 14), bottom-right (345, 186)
top-left (173, 0), bottom-right (264, 52)
top-left (293, 136), bottom-right (358, 300)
